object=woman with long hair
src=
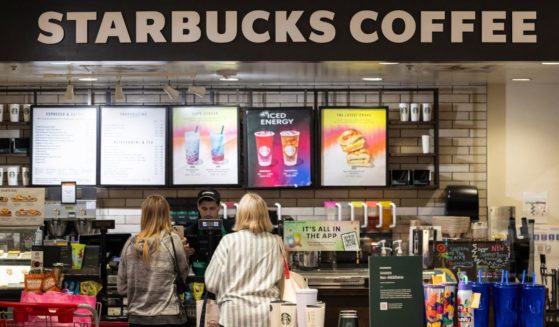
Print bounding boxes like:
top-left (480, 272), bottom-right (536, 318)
top-left (205, 192), bottom-right (284, 327)
top-left (117, 194), bottom-right (189, 326)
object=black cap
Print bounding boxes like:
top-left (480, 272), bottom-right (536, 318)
top-left (197, 189), bottom-right (221, 205)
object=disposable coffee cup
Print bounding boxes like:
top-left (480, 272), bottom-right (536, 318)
top-left (422, 135), bottom-right (430, 154)
top-left (306, 305), bottom-right (325, 327)
top-left (9, 104), bottom-right (20, 122)
top-left (410, 103), bottom-right (420, 122)
top-left (399, 103), bottom-right (409, 122)
top-left (422, 103), bottom-right (432, 122)
top-left (270, 300), bottom-right (286, 327)
top-left (23, 104), bottom-right (31, 122)
top-left (7, 166), bottom-right (19, 186)
top-left (0, 167), bottom-right (4, 186)
top-left (279, 303), bottom-right (297, 327)
top-left (296, 288), bottom-right (318, 327)
top-left (0, 104), bottom-right (4, 122)
top-left (21, 167), bottom-right (30, 186)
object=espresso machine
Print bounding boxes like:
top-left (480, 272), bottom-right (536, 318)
top-left (42, 187), bottom-right (97, 243)
top-left (409, 225), bottom-right (442, 269)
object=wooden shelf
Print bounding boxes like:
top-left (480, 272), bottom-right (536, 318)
top-left (0, 153), bottom-right (28, 157)
top-left (389, 121), bottom-right (435, 126)
top-left (0, 122), bottom-right (30, 127)
top-left (389, 153), bottom-right (436, 157)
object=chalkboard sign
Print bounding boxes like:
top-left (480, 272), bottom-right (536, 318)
top-left (434, 241), bottom-right (511, 281)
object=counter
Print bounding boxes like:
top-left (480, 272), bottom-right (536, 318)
top-left (295, 268), bottom-right (369, 327)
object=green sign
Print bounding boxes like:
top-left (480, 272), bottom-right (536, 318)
top-left (369, 256), bottom-right (425, 327)
top-left (283, 220), bottom-right (360, 251)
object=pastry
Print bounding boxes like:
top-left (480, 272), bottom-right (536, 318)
top-left (15, 209), bottom-right (28, 216)
top-left (11, 194), bottom-right (37, 202)
top-left (337, 129), bottom-right (365, 153)
top-left (28, 209), bottom-right (41, 216)
top-left (0, 196), bottom-right (8, 202)
top-left (0, 207), bottom-right (11, 216)
top-left (346, 148), bottom-right (371, 166)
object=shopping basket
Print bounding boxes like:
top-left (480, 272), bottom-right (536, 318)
top-left (0, 301), bottom-right (99, 327)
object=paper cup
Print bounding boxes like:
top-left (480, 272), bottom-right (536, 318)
top-left (9, 104), bottom-right (20, 122)
top-left (7, 166), bottom-right (19, 186)
top-left (422, 135), bottom-right (430, 154)
top-left (296, 288), bottom-right (318, 327)
top-left (422, 103), bottom-right (432, 122)
top-left (270, 300), bottom-right (286, 327)
top-left (399, 103), bottom-right (409, 122)
top-left (306, 305), bottom-right (325, 327)
top-left (21, 167), bottom-right (30, 186)
top-left (23, 104), bottom-right (31, 122)
top-left (0, 167), bottom-right (4, 186)
top-left (0, 104), bottom-right (4, 122)
top-left (410, 103), bottom-right (420, 122)
top-left (279, 303), bottom-right (297, 327)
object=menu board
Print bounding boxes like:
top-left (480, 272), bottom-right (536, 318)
top-left (434, 241), bottom-right (511, 282)
top-left (172, 106), bottom-right (239, 185)
top-left (100, 106), bottom-right (166, 185)
top-left (32, 107), bottom-right (98, 185)
top-left (320, 107), bottom-right (387, 186)
top-left (0, 188), bottom-right (45, 226)
top-left (244, 107), bottom-right (312, 188)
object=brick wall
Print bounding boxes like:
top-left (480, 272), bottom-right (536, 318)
top-left (0, 83), bottom-right (487, 242)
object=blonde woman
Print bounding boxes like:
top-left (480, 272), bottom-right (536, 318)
top-left (205, 192), bottom-right (284, 327)
top-left (117, 195), bottom-right (189, 326)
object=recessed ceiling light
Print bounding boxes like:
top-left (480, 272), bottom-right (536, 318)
top-left (79, 77), bottom-right (98, 82)
top-left (362, 77), bottom-right (383, 81)
top-left (511, 78), bottom-right (532, 82)
top-left (220, 77), bottom-right (239, 81)
top-left (50, 62), bottom-right (73, 65)
top-left (541, 62), bottom-right (559, 65)
top-left (379, 62), bottom-right (399, 65)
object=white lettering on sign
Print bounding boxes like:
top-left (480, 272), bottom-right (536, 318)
top-left (36, 9), bottom-right (538, 45)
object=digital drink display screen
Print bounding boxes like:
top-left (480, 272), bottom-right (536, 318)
top-left (171, 106), bottom-right (239, 185)
top-left (244, 107), bottom-right (312, 188)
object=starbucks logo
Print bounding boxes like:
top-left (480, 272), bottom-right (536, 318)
top-left (9, 172), bottom-right (15, 178)
top-left (280, 313), bottom-right (292, 326)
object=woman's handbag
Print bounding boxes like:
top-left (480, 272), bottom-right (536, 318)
top-left (196, 292), bottom-right (220, 327)
top-left (277, 236), bottom-right (308, 303)
top-left (169, 234), bottom-right (189, 294)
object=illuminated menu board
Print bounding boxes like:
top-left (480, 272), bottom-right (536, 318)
top-left (320, 107), bottom-right (387, 186)
top-left (32, 107), bottom-right (98, 185)
top-left (244, 107), bottom-right (313, 188)
top-left (171, 106), bottom-right (239, 185)
top-left (100, 106), bottom-right (166, 186)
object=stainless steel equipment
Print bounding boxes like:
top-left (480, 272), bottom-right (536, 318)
top-left (410, 226), bottom-right (440, 269)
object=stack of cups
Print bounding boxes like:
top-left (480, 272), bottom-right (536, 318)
top-left (492, 271), bottom-right (519, 327)
top-left (9, 104), bottom-right (20, 122)
top-left (7, 166), bottom-right (19, 186)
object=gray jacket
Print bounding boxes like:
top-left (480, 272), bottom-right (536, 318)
top-left (117, 232), bottom-right (188, 325)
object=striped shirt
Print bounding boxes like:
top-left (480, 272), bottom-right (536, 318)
top-left (205, 230), bottom-right (284, 327)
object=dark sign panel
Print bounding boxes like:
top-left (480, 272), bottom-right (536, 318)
top-left (0, 0), bottom-right (556, 61)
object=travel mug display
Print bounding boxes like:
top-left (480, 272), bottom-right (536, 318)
top-left (519, 284), bottom-right (545, 327)
top-left (442, 283), bottom-right (456, 326)
top-left (0, 104), bottom-right (4, 122)
top-left (7, 166), bottom-right (19, 186)
top-left (424, 284), bottom-right (445, 327)
top-left (471, 281), bottom-right (491, 327)
top-left (21, 167), bottom-right (30, 186)
top-left (422, 103), bottom-right (432, 121)
top-left (422, 135), bottom-right (431, 154)
top-left (23, 104), bottom-right (31, 122)
top-left (492, 273), bottom-right (519, 327)
top-left (457, 279), bottom-right (474, 327)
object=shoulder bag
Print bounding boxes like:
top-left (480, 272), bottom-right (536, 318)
top-left (169, 234), bottom-right (189, 294)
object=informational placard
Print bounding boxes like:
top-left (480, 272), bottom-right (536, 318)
top-left (100, 106), bottom-right (166, 185)
top-left (244, 107), bottom-right (312, 188)
top-left (434, 241), bottom-right (511, 282)
top-left (60, 181), bottom-right (76, 204)
top-left (320, 107), bottom-right (387, 186)
top-left (369, 256), bottom-right (425, 327)
top-left (172, 106), bottom-right (239, 185)
top-left (32, 107), bottom-right (98, 185)
top-left (0, 188), bottom-right (46, 226)
top-left (283, 220), bottom-right (360, 251)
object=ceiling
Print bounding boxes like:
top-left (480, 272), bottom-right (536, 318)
top-left (0, 61), bottom-right (557, 87)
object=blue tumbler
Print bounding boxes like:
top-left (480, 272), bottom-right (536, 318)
top-left (492, 283), bottom-right (520, 327)
top-left (471, 282), bottom-right (491, 327)
top-left (519, 284), bottom-right (545, 327)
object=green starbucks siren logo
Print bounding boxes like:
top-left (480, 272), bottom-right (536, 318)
top-left (280, 313), bottom-right (292, 326)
